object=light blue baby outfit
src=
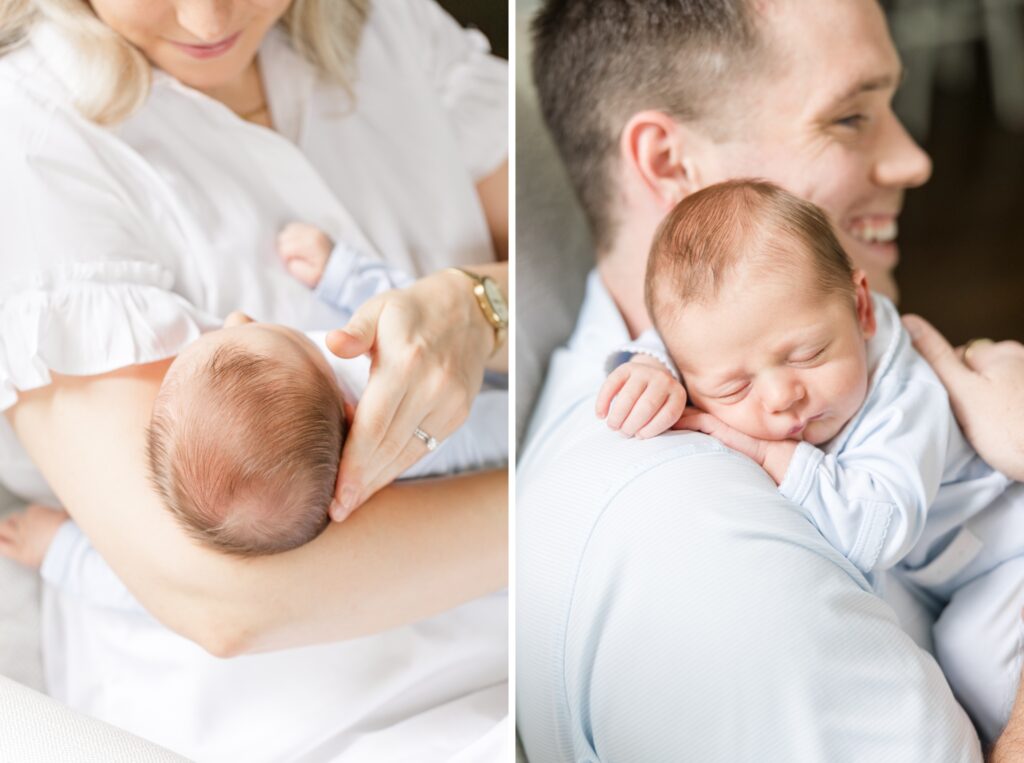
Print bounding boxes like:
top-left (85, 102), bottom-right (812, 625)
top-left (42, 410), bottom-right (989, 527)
top-left (619, 293), bottom-right (1023, 742)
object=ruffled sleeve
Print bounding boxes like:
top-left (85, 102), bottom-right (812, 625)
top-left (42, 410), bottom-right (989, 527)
top-left (391, 0), bottom-right (508, 181)
top-left (0, 65), bottom-right (217, 411)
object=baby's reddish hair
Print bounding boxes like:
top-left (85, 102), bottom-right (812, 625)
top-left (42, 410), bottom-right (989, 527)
top-left (146, 342), bottom-right (345, 556)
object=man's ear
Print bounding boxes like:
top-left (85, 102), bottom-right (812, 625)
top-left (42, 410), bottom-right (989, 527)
top-left (620, 110), bottom-right (703, 210)
top-left (852, 270), bottom-right (876, 339)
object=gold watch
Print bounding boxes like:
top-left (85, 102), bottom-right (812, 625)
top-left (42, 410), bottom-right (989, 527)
top-left (448, 268), bottom-right (509, 356)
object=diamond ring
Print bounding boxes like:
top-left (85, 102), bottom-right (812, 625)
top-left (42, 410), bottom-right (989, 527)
top-left (413, 427), bottom-right (438, 451)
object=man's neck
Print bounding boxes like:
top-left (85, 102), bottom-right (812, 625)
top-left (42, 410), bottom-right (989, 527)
top-left (597, 242), bottom-right (654, 341)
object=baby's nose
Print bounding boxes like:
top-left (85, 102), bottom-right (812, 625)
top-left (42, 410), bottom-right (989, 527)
top-left (762, 375), bottom-right (805, 414)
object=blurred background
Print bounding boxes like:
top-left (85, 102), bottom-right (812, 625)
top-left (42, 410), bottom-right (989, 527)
top-left (886, 0), bottom-right (1024, 342)
top-left (438, 0), bottom-right (507, 59)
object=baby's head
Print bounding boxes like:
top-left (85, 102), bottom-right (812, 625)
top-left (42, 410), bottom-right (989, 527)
top-left (646, 180), bottom-right (877, 445)
top-left (147, 313), bottom-right (345, 556)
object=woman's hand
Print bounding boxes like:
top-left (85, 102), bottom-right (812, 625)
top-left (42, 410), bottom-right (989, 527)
top-left (903, 314), bottom-right (1024, 480)
top-left (327, 265), bottom-right (508, 519)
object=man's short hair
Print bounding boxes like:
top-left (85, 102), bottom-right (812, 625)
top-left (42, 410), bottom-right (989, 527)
top-left (147, 343), bottom-right (345, 556)
top-left (531, 0), bottom-right (764, 253)
top-left (646, 179), bottom-right (855, 332)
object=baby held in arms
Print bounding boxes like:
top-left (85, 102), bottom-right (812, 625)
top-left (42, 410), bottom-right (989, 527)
top-left (598, 180), bottom-right (1022, 743)
top-left (153, 224), bottom-right (506, 556)
top-left (0, 223), bottom-right (506, 569)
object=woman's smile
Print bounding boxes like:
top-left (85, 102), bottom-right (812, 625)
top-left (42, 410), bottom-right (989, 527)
top-left (167, 31), bottom-right (242, 60)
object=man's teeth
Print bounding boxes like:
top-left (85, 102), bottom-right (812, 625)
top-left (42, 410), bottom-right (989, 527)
top-left (850, 219), bottom-right (898, 244)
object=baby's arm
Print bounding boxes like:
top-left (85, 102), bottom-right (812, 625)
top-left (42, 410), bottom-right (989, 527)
top-left (677, 411), bottom-right (798, 483)
top-left (684, 376), bottom-right (951, 575)
top-left (598, 329), bottom-right (688, 438)
top-left (0, 504), bottom-right (141, 612)
top-left (277, 222), bottom-right (414, 320)
top-left (780, 378), bottom-right (952, 574)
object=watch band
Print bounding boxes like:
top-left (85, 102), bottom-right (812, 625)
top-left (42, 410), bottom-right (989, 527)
top-left (447, 267), bottom-right (509, 356)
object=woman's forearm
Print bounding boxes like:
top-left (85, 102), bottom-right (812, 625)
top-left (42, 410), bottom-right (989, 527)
top-left (6, 367), bottom-right (507, 656)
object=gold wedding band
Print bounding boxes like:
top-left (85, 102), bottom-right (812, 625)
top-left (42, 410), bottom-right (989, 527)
top-left (413, 427), bottom-right (438, 452)
top-left (963, 337), bottom-right (993, 366)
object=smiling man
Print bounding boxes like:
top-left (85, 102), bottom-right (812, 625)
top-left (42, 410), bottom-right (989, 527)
top-left (517, 1), bottom-right (1013, 760)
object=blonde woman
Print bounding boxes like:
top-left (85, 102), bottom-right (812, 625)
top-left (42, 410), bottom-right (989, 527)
top-left (0, 0), bottom-right (508, 759)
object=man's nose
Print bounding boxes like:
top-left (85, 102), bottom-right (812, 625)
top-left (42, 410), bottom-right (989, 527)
top-left (175, 0), bottom-right (234, 43)
top-left (761, 372), bottom-right (805, 414)
top-left (872, 109), bottom-right (933, 190)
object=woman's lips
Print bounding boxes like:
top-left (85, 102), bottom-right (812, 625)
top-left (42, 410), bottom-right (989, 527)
top-left (170, 32), bottom-right (241, 60)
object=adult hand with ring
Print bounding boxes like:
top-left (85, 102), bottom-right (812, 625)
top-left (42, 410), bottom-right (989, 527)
top-left (325, 267), bottom-right (506, 521)
top-left (903, 314), bottom-right (1024, 480)
top-left (413, 426), bottom-right (439, 452)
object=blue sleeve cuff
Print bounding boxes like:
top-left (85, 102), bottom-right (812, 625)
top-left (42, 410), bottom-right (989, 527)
top-left (39, 520), bottom-right (83, 590)
top-left (313, 243), bottom-right (416, 320)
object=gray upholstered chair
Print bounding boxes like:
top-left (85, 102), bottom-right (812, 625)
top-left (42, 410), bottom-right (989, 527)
top-left (514, 0), bottom-right (594, 448)
top-left (515, 3), bottom-right (597, 760)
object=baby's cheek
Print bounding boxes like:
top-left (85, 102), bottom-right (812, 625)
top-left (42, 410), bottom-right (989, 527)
top-left (709, 403), bottom-right (765, 439)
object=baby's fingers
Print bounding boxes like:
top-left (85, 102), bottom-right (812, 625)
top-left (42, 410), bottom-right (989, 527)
top-left (635, 392), bottom-right (688, 439)
top-left (605, 376), bottom-right (648, 431)
top-left (619, 388), bottom-right (669, 437)
top-left (674, 409), bottom-right (712, 432)
top-left (596, 367), bottom-right (630, 419)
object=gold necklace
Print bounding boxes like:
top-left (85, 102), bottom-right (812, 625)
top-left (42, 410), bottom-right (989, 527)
top-left (238, 100), bottom-right (269, 122)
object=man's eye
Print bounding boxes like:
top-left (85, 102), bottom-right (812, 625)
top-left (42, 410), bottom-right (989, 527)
top-left (834, 114), bottom-right (867, 129)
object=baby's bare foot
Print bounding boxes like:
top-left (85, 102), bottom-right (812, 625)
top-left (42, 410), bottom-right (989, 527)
top-left (0, 504), bottom-right (70, 569)
top-left (277, 222), bottom-right (334, 288)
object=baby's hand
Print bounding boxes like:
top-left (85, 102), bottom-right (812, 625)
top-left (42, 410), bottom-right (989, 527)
top-left (277, 222), bottom-right (334, 288)
top-left (0, 504), bottom-right (70, 570)
top-left (675, 411), bottom-right (797, 485)
top-left (596, 356), bottom-right (687, 438)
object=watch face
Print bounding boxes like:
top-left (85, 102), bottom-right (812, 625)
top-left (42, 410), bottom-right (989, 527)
top-left (483, 278), bottom-right (509, 325)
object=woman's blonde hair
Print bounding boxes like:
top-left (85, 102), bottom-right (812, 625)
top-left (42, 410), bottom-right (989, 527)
top-left (0, 0), bottom-right (370, 125)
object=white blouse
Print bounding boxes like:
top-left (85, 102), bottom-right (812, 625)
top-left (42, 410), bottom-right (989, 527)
top-left (0, 1), bottom-right (508, 760)
top-left (0, 0), bottom-right (506, 409)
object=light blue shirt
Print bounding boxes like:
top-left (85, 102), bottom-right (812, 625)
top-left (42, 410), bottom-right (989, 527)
top-left (516, 271), bottom-right (982, 762)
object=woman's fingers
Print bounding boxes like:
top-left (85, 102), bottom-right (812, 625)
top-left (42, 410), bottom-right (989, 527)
top-left (333, 381), bottom-right (408, 519)
top-left (902, 315), bottom-right (972, 389)
top-left (327, 298), bottom-right (384, 360)
top-left (359, 374), bottom-right (466, 502)
top-left (354, 387), bottom-right (431, 499)
top-left (359, 409), bottom-right (456, 503)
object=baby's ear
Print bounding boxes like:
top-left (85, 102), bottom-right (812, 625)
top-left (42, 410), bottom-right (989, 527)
top-left (852, 270), bottom-right (876, 339)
